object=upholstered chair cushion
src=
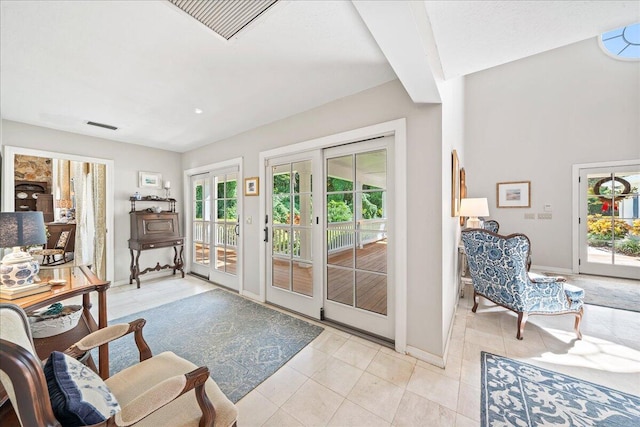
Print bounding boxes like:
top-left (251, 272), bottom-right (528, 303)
top-left (0, 304), bottom-right (39, 425)
top-left (44, 351), bottom-right (121, 425)
top-left (105, 351), bottom-right (238, 427)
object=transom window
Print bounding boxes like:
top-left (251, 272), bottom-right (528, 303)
top-left (599, 22), bottom-right (640, 60)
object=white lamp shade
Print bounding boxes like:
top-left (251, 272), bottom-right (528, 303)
top-left (459, 198), bottom-right (490, 218)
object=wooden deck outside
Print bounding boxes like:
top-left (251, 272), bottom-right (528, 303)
top-left (194, 244), bottom-right (237, 275)
top-left (273, 239), bottom-right (387, 315)
top-left (195, 238), bottom-right (387, 315)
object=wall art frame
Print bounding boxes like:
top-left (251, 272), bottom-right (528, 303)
top-left (244, 177), bottom-right (259, 196)
top-left (451, 150), bottom-right (460, 217)
top-left (139, 171), bottom-right (162, 189)
top-left (496, 181), bottom-right (531, 208)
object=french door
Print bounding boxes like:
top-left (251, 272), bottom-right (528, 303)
top-left (323, 138), bottom-right (393, 339)
top-left (578, 163), bottom-right (639, 279)
top-left (265, 152), bottom-right (323, 318)
top-left (190, 167), bottom-right (241, 290)
top-left (265, 137), bottom-right (394, 340)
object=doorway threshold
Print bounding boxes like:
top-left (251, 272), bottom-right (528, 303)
top-left (266, 302), bottom-right (394, 350)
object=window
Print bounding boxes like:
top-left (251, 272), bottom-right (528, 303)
top-left (599, 23), bottom-right (640, 60)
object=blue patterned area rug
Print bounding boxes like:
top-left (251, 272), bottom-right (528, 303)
top-left (101, 289), bottom-right (323, 402)
top-left (481, 352), bottom-right (640, 426)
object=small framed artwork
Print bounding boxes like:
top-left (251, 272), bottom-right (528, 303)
top-left (244, 177), bottom-right (259, 196)
top-left (139, 171), bottom-right (162, 189)
top-left (451, 150), bottom-right (460, 217)
top-left (497, 181), bottom-right (531, 208)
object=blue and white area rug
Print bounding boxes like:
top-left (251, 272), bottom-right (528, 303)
top-left (481, 352), bottom-right (640, 426)
top-left (102, 289), bottom-right (323, 402)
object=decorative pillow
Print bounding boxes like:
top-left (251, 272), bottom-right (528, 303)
top-left (44, 351), bottom-right (120, 426)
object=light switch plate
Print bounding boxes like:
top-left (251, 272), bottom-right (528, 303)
top-left (524, 213), bottom-right (535, 219)
top-left (538, 213), bottom-right (552, 220)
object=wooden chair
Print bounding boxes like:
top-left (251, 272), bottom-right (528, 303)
top-left (30, 225), bottom-right (74, 265)
top-left (0, 303), bottom-right (238, 426)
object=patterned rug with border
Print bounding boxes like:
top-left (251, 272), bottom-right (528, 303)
top-left (481, 351), bottom-right (640, 426)
top-left (99, 289), bottom-right (324, 403)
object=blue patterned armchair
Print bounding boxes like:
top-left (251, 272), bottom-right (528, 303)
top-left (483, 220), bottom-right (499, 233)
top-left (461, 229), bottom-right (584, 340)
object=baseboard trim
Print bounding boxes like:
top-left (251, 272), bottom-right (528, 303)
top-left (241, 289), bottom-right (262, 302)
top-left (406, 345), bottom-right (445, 368)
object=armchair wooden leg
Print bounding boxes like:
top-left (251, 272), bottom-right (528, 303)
top-left (472, 290), bottom-right (479, 313)
top-left (516, 312), bottom-right (528, 340)
top-left (574, 308), bottom-right (583, 340)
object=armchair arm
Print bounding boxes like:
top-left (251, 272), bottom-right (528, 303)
top-left (64, 319), bottom-right (152, 362)
top-left (528, 272), bottom-right (566, 283)
top-left (112, 367), bottom-right (215, 427)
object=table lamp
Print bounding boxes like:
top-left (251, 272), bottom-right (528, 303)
top-left (459, 198), bottom-right (489, 229)
top-left (0, 211), bottom-right (47, 290)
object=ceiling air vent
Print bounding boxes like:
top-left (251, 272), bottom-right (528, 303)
top-left (87, 121), bottom-right (118, 131)
top-left (168, 0), bottom-right (278, 40)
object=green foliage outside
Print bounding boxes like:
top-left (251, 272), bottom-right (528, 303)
top-left (586, 177), bottom-right (639, 256)
top-left (194, 180), bottom-right (238, 221)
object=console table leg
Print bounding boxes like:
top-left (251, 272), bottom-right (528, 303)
top-left (134, 250), bottom-right (141, 288)
top-left (129, 248), bottom-right (134, 285)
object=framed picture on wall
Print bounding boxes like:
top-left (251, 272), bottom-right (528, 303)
top-left (497, 181), bottom-right (531, 208)
top-left (244, 177), bottom-right (259, 196)
top-left (139, 171), bottom-right (162, 189)
top-left (459, 168), bottom-right (467, 225)
top-left (451, 150), bottom-right (460, 217)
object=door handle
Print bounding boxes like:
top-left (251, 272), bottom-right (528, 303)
top-left (234, 224), bottom-right (240, 236)
top-left (264, 226), bottom-right (269, 243)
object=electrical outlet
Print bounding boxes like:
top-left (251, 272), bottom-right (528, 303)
top-left (524, 213), bottom-right (535, 219)
top-left (246, 216), bottom-right (252, 224)
top-left (538, 213), bottom-right (552, 220)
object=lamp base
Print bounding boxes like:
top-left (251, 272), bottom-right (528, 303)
top-left (466, 217), bottom-right (484, 229)
top-left (0, 248), bottom-right (40, 288)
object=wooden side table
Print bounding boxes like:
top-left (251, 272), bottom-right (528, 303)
top-left (0, 266), bottom-right (110, 425)
top-left (0, 265), bottom-right (110, 377)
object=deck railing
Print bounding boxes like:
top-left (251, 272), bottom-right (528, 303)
top-left (193, 221), bottom-right (238, 248)
top-left (272, 218), bottom-right (387, 258)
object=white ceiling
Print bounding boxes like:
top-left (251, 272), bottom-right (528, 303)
top-left (1, 1), bottom-right (638, 153)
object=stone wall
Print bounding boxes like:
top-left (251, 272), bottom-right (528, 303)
top-left (15, 154), bottom-right (52, 191)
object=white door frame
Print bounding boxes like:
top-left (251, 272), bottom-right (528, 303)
top-left (259, 119), bottom-right (407, 353)
top-left (184, 157), bottom-right (244, 292)
top-left (572, 158), bottom-right (640, 274)
top-left (2, 145), bottom-right (115, 284)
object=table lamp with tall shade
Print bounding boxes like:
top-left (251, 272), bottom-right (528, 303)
top-left (0, 211), bottom-right (48, 294)
top-left (459, 198), bottom-right (490, 229)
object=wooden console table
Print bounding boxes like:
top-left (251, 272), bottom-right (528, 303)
top-left (128, 198), bottom-right (184, 288)
top-left (0, 265), bottom-right (110, 377)
top-left (0, 265), bottom-right (110, 425)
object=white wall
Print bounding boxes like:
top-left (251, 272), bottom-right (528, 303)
top-left (438, 76), bottom-right (465, 357)
top-left (465, 37), bottom-right (640, 271)
top-left (0, 120), bottom-right (183, 284)
top-left (182, 79), bottom-right (450, 359)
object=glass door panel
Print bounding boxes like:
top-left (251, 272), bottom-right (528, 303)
top-left (323, 140), bottom-right (393, 340)
top-left (266, 152), bottom-right (322, 319)
top-left (325, 149), bottom-right (387, 314)
top-left (190, 174), bottom-right (210, 278)
top-left (213, 172), bottom-right (239, 277)
top-left (580, 165), bottom-right (639, 279)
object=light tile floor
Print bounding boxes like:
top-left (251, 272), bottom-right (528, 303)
top-left (88, 274), bottom-right (640, 427)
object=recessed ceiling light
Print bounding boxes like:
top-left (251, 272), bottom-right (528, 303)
top-left (194, 108), bottom-right (203, 114)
